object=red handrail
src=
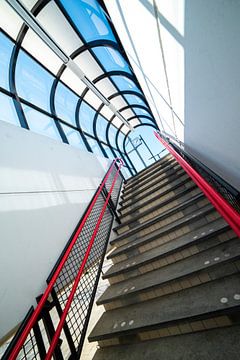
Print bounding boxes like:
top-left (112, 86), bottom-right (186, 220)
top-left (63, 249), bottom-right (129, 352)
top-left (154, 131), bottom-right (240, 237)
top-left (9, 159), bottom-right (123, 360)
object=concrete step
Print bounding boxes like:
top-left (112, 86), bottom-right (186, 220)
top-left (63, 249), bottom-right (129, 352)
top-left (98, 235), bottom-right (239, 309)
top-left (114, 193), bottom-right (208, 238)
top-left (119, 173), bottom-right (193, 219)
top-left (119, 168), bottom-right (186, 211)
top-left (92, 325), bottom-right (240, 360)
top-left (105, 220), bottom-right (233, 284)
top-left (125, 153), bottom-right (172, 186)
top-left (115, 184), bottom-right (200, 232)
top-left (108, 204), bottom-right (219, 263)
top-left (124, 157), bottom-right (175, 193)
top-left (122, 161), bottom-right (180, 201)
top-left (88, 274), bottom-right (240, 345)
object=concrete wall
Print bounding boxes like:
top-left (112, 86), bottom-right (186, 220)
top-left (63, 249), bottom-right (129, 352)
top-left (0, 121), bottom-right (111, 340)
top-left (184, 0), bottom-right (240, 191)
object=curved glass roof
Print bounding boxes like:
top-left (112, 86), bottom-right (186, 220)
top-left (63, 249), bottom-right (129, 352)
top-left (0, 0), bottom-right (158, 176)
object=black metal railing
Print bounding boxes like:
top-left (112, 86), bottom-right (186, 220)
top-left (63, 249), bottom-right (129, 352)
top-left (167, 139), bottom-right (240, 214)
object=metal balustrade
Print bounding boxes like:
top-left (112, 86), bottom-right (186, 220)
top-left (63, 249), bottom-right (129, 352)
top-left (2, 159), bottom-right (123, 360)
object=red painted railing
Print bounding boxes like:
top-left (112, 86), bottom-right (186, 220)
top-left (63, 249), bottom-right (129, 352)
top-left (154, 131), bottom-right (240, 237)
top-left (8, 158), bottom-right (123, 360)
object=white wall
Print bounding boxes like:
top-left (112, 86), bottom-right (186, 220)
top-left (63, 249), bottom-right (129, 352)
top-left (184, 0), bottom-right (240, 191)
top-left (0, 121), bottom-right (111, 340)
top-left (106, 0), bottom-right (240, 191)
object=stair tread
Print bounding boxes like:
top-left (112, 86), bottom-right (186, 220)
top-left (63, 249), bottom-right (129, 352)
top-left (120, 173), bottom-right (191, 217)
top-left (120, 168), bottom-right (185, 208)
top-left (89, 274), bottom-right (240, 341)
top-left (106, 218), bottom-right (227, 276)
top-left (98, 235), bottom-right (239, 303)
top-left (122, 163), bottom-right (181, 199)
top-left (124, 158), bottom-right (177, 190)
top-left (112, 193), bottom-right (205, 241)
top-left (116, 183), bottom-right (198, 230)
top-left (109, 203), bottom-right (214, 258)
top-left (92, 326), bottom-right (240, 360)
top-left (126, 153), bottom-right (171, 185)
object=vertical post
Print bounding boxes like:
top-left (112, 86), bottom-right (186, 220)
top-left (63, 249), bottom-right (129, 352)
top-left (139, 135), bottom-right (157, 161)
top-left (129, 136), bottom-right (147, 168)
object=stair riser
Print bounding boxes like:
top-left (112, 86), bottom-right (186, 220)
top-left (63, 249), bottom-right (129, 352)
top-left (115, 197), bottom-right (211, 243)
top-left (122, 164), bottom-right (181, 201)
top-left (108, 227), bottom-right (233, 284)
top-left (120, 170), bottom-right (186, 212)
top-left (110, 209), bottom-right (223, 264)
top-left (97, 312), bottom-right (240, 347)
top-left (126, 154), bottom-right (172, 186)
top-left (116, 187), bottom-right (201, 234)
top-left (104, 257), bottom-right (240, 310)
top-left (124, 158), bottom-right (176, 192)
top-left (120, 177), bottom-right (193, 220)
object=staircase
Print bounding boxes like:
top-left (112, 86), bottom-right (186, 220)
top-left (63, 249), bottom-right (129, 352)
top-left (88, 154), bottom-right (240, 360)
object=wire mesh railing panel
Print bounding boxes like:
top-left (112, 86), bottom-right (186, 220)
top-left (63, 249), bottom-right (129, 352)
top-left (104, 164), bottom-right (123, 206)
top-left (171, 143), bottom-right (240, 214)
top-left (2, 159), bottom-right (122, 360)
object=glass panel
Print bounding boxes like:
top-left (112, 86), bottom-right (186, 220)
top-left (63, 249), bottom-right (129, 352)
top-left (101, 143), bottom-right (115, 160)
top-left (16, 50), bottom-right (54, 112)
top-left (59, 0), bottom-right (115, 42)
top-left (61, 124), bottom-right (86, 150)
top-left (22, 104), bottom-right (62, 140)
top-left (0, 92), bottom-right (20, 126)
top-left (139, 116), bottom-right (155, 125)
top-left (111, 76), bottom-right (141, 94)
top-left (22, 29), bottom-right (62, 75)
top-left (74, 52), bottom-right (103, 81)
top-left (78, 101), bottom-right (95, 135)
top-left (124, 94), bottom-right (146, 106)
top-left (97, 78), bottom-right (117, 98)
top-left (96, 114), bottom-right (108, 141)
top-left (55, 82), bottom-right (78, 126)
top-left (36, 1), bottom-right (83, 56)
top-left (133, 108), bottom-right (151, 117)
top-left (108, 124), bottom-right (118, 148)
top-left (0, 31), bottom-right (14, 90)
top-left (93, 47), bottom-right (131, 73)
top-left (117, 131), bottom-right (125, 152)
top-left (112, 117), bottom-right (123, 128)
top-left (129, 118), bottom-right (141, 127)
top-left (86, 136), bottom-right (105, 156)
top-left (0, 1), bottom-right (24, 40)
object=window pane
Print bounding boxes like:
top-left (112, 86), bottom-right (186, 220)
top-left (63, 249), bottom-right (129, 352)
top-left (0, 92), bottom-right (19, 126)
top-left (117, 131), bottom-right (125, 152)
top-left (101, 144), bottom-right (115, 159)
top-left (96, 114), bottom-right (108, 142)
top-left (111, 76), bottom-right (141, 94)
top-left (22, 104), bottom-right (61, 140)
top-left (59, 0), bottom-right (115, 42)
top-left (133, 108), bottom-right (151, 117)
top-left (108, 124), bottom-right (118, 148)
top-left (16, 50), bottom-right (53, 112)
top-left (61, 124), bottom-right (86, 150)
top-left (86, 136), bottom-right (105, 157)
top-left (78, 101), bottom-right (95, 135)
top-left (0, 31), bottom-right (14, 90)
top-left (124, 94), bottom-right (146, 107)
top-left (93, 47), bottom-right (131, 73)
top-left (55, 82), bottom-right (79, 126)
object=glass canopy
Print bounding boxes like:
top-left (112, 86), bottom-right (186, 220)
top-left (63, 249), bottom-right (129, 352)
top-left (0, 0), bottom-right (158, 176)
